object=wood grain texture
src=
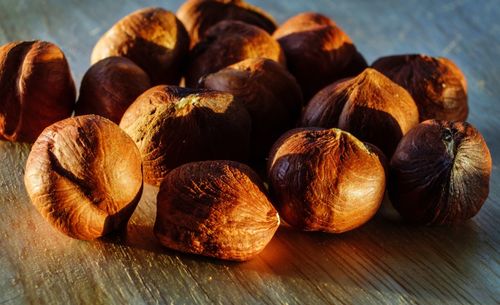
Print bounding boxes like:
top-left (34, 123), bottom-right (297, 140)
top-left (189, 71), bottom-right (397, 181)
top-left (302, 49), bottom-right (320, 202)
top-left (1, 0), bottom-right (499, 304)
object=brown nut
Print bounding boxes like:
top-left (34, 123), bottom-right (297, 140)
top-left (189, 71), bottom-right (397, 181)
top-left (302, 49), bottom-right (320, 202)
top-left (0, 40), bottom-right (76, 143)
top-left (154, 160), bottom-right (279, 261)
top-left (91, 7), bottom-right (190, 85)
top-left (389, 120), bottom-right (491, 225)
top-left (75, 57), bottom-right (151, 124)
top-left (267, 128), bottom-right (386, 233)
top-left (273, 12), bottom-right (367, 99)
top-left (372, 54), bottom-right (468, 121)
top-left (177, 0), bottom-right (277, 47)
top-left (199, 57), bottom-right (303, 164)
top-left (119, 85), bottom-right (251, 186)
top-left (24, 115), bottom-right (143, 240)
top-left (185, 20), bottom-right (285, 87)
top-left (300, 68), bottom-right (419, 157)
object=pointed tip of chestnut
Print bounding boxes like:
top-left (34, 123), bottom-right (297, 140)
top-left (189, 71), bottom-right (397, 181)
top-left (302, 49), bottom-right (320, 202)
top-left (154, 160), bottom-right (279, 261)
top-left (177, 0), bottom-right (277, 47)
top-left (268, 127), bottom-right (386, 233)
top-left (300, 68), bottom-right (419, 157)
top-left (389, 120), bottom-right (491, 225)
top-left (372, 54), bottom-right (468, 121)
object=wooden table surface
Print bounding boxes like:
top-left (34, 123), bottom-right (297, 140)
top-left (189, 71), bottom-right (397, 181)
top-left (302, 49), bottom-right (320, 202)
top-left (1, 0), bottom-right (499, 304)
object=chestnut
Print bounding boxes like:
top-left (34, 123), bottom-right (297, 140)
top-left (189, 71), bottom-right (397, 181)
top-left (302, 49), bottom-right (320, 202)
top-left (273, 12), bottom-right (367, 99)
top-left (119, 85), bottom-right (251, 186)
top-left (24, 115), bottom-right (143, 240)
top-left (177, 0), bottom-right (277, 47)
top-left (185, 20), bottom-right (285, 87)
top-left (372, 54), bottom-right (468, 121)
top-left (300, 68), bottom-right (419, 157)
top-left (199, 57), bottom-right (303, 164)
top-left (267, 128), bottom-right (386, 233)
top-left (75, 57), bottom-right (151, 124)
top-left (389, 120), bottom-right (491, 225)
top-left (154, 160), bottom-right (279, 261)
top-left (91, 7), bottom-right (190, 85)
top-left (0, 40), bottom-right (76, 143)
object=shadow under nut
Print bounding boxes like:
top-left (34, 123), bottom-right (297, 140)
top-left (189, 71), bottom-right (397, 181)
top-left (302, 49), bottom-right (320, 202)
top-left (91, 7), bottom-right (190, 85)
top-left (24, 115), bottom-right (143, 240)
top-left (154, 160), bottom-right (279, 261)
top-left (0, 40), bottom-right (76, 143)
top-left (119, 85), bottom-right (251, 186)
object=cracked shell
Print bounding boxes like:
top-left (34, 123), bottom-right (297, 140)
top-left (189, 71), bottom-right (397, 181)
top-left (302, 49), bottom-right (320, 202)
top-left (154, 160), bottom-right (280, 261)
top-left (24, 115), bottom-right (143, 240)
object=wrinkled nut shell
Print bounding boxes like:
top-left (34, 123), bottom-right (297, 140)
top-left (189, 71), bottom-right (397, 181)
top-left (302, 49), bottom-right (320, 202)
top-left (273, 12), bottom-right (367, 99)
top-left (300, 68), bottom-right (419, 157)
top-left (119, 85), bottom-right (251, 186)
top-left (177, 0), bottom-right (277, 47)
top-left (268, 128), bottom-right (386, 233)
top-left (24, 115), bottom-right (143, 240)
top-left (389, 120), bottom-right (491, 225)
top-left (75, 56), bottom-right (151, 124)
top-left (154, 160), bottom-right (279, 261)
top-left (0, 40), bottom-right (76, 143)
top-left (199, 57), bottom-right (303, 163)
top-left (185, 20), bottom-right (285, 87)
top-left (91, 7), bottom-right (189, 85)
top-left (372, 54), bottom-right (468, 121)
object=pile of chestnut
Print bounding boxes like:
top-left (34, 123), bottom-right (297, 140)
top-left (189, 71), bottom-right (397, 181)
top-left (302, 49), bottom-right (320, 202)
top-left (0, 0), bottom-right (491, 261)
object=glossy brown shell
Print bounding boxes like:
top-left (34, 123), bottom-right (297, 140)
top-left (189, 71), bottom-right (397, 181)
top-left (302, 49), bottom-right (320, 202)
top-left (91, 7), bottom-right (190, 85)
top-left (119, 85), bottom-right (251, 186)
top-left (267, 128), bottom-right (386, 233)
top-left (300, 68), bottom-right (419, 157)
top-left (24, 115), bottom-right (143, 240)
top-left (389, 120), bottom-right (491, 225)
top-left (177, 0), bottom-right (277, 47)
top-left (199, 57), bottom-right (303, 164)
top-left (75, 57), bottom-right (151, 124)
top-left (185, 20), bottom-right (285, 87)
top-left (154, 160), bottom-right (279, 261)
top-left (372, 54), bottom-right (468, 121)
top-left (273, 12), bottom-right (367, 99)
top-left (0, 40), bottom-right (76, 143)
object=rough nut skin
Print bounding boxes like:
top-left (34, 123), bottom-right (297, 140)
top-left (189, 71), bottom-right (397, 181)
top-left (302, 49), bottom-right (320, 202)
top-left (177, 0), bottom-right (277, 47)
top-left (300, 68), bottom-right (419, 157)
top-left (389, 120), bottom-right (491, 225)
top-left (154, 160), bottom-right (280, 261)
top-left (75, 57), bottom-right (151, 124)
top-left (91, 7), bottom-right (190, 85)
top-left (199, 58), bottom-right (303, 164)
top-left (267, 128), bottom-right (386, 233)
top-left (185, 20), bottom-right (285, 87)
top-left (119, 85), bottom-right (251, 186)
top-left (273, 12), bottom-right (367, 100)
top-left (24, 115), bottom-right (143, 240)
top-left (0, 40), bottom-right (76, 143)
top-left (372, 54), bottom-right (468, 121)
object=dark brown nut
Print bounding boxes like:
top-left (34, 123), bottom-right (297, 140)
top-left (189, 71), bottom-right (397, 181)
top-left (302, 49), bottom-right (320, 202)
top-left (119, 85), bottom-right (251, 186)
top-left (0, 40), bottom-right (76, 143)
top-left (372, 54), bottom-right (468, 121)
top-left (199, 57), bottom-right (303, 164)
top-left (273, 12), bottom-right (367, 99)
top-left (154, 160), bottom-right (279, 261)
top-left (75, 57), bottom-right (151, 124)
top-left (24, 115), bottom-right (143, 240)
top-left (91, 7), bottom-right (190, 85)
top-left (177, 0), bottom-right (277, 47)
top-left (185, 20), bottom-right (285, 87)
top-left (267, 128), bottom-right (386, 233)
top-left (389, 120), bottom-right (491, 225)
top-left (300, 68), bottom-right (419, 157)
